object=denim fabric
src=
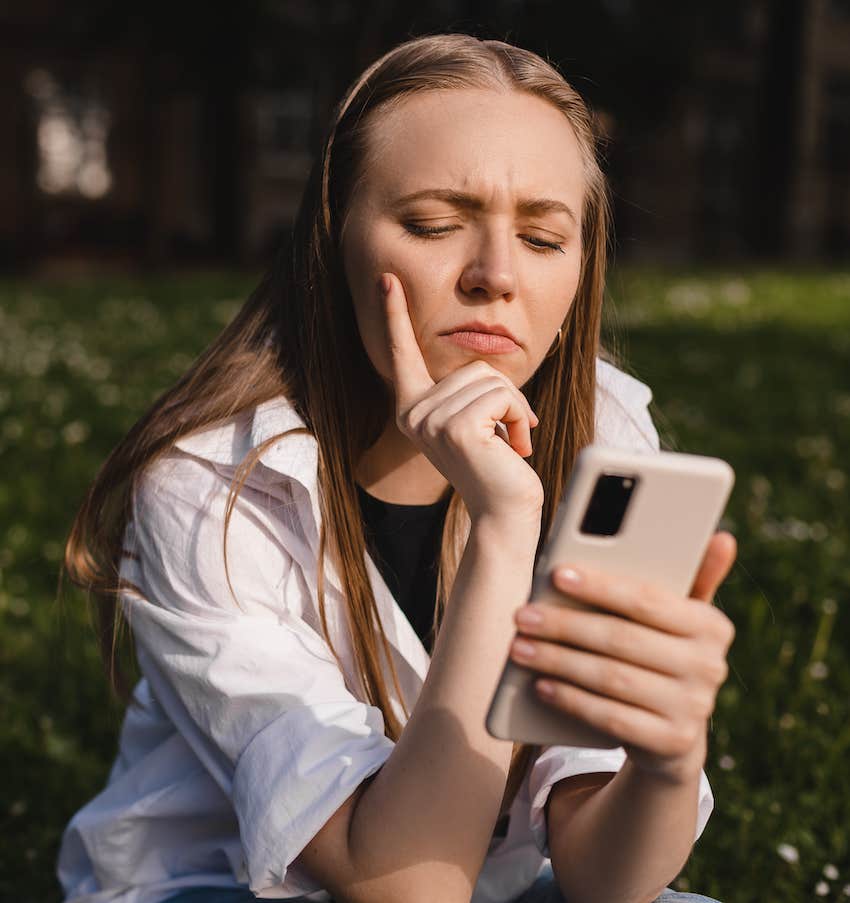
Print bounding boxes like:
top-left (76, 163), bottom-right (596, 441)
top-left (160, 863), bottom-right (722, 903)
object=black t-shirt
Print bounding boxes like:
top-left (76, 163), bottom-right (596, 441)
top-left (356, 482), bottom-right (513, 841)
top-left (356, 482), bottom-right (452, 655)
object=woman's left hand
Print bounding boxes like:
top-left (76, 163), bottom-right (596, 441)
top-left (510, 531), bottom-right (738, 784)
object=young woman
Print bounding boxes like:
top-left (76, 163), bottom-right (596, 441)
top-left (57, 33), bottom-right (736, 903)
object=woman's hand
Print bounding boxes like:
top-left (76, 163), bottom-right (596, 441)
top-left (381, 272), bottom-right (544, 523)
top-left (509, 531), bottom-right (738, 783)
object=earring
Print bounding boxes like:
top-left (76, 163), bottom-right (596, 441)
top-left (545, 326), bottom-right (564, 359)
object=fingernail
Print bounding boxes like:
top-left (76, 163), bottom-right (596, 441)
top-left (555, 567), bottom-right (582, 586)
top-left (379, 274), bottom-right (391, 296)
top-left (516, 605), bottom-right (543, 626)
top-left (536, 680), bottom-right (555, 698)
top-left (512, 639), bottom-right (537, 658)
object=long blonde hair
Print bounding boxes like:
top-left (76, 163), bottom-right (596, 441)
top-left (62, 32), bottom-right (616, 821)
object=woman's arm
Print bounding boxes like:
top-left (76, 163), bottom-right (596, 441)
top-left (297, 513), bottom-right (541, 903)
top-left (546, 758), bottom-right (703, 903)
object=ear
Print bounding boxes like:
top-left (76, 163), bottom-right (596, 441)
top-left (689, 531), bottom-right (737, 603)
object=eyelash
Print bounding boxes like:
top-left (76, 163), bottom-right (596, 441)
top-left (403, 223), bottom-right (566, 255)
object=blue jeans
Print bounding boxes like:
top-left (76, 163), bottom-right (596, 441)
top-left (160, 862), bottom-right (722, 902)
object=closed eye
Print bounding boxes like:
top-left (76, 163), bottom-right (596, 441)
top-left (402, 223), bottom-right (566, 255)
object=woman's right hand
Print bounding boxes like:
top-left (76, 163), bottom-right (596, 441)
top-left (381, 272), bottom-right (545, 525)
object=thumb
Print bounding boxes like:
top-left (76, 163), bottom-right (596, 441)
top-left (380, 273), bottom-right (434, 409)
top-left (690, 531), bottom-right (737, 603)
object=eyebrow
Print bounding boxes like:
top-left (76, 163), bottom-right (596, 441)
top-left (392, 188), bottom-right (578, 227)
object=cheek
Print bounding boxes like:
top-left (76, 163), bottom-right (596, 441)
top-left (344, 226), bottom-right (420, 383)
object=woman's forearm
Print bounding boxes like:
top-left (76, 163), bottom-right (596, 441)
top-left (344, 513), bottom-right (542, 903)
top-left (549, 756), bottom-right (703, 903)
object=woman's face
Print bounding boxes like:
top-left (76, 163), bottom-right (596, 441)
top-left (341, 88), bottom-right (586, 392)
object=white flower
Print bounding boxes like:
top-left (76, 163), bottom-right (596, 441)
top-left (809, 661), bottom-right (829, 680)
top-left (62, 420), bottom-right (90, 445)
top-left (823, 865), bottom-right (839, 880)
top-left (815, 881), bottom-right (830, 896)
top-left (718, 755), bottom-right (736, 770)
top-left (826, 469), bottom-right (846, 491)
top-left (777, 843), bottom-right (799, 864)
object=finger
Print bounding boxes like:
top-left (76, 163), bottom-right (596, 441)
top-left (510, 639), bottom-right (684, 718)
top-left (380, 273), bottom-right (434, 408)
top-left (689, 531), bottom-right (737, 603)
top-left (532, 676), bottom-right (681, 756)
top-left (411, 362), bottom-right (538, 427)
top-left (514, 603), bottom-right (693, 677)
top-left (546, 565), bottom-right (703, 637)
top-left (432, 378), bottom-right (535, 455)
top-left (460, 386), bottom-right (534, 456)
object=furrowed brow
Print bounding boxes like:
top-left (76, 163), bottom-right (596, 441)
top-left (393, 188), bottom-right (577, 227)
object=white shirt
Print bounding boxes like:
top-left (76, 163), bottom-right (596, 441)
top-left (57, 357), bottom-right (714, 902)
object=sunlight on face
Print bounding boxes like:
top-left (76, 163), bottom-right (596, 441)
top-left (341, 88), bottom-right (586, 390)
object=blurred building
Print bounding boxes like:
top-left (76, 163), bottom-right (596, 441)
top-left (1, 0), bottom-right (848, 270)
top-left (618, 0), bottom-right (850, 261)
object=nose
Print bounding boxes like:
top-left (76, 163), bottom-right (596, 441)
top-left (458, 223), bottom-right (518, 301)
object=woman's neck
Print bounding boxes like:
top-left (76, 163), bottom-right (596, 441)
top-left (355, 419), bottom-right (451, 505)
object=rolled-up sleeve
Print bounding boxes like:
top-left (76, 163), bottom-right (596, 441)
top-left (122, 455), bottom-right (395, 894)
top-left (527, 745), bottom-right (714, 859)
top-left (595, 358), bottom-right (661, 453)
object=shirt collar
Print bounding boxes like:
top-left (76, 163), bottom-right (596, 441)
top-left (173, 396), bottom-right (433, 683)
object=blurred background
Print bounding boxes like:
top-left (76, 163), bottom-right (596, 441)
top-left (3, 0), bottom-right (850, 270)
top-left (1, 1), bottom-right (848, 901)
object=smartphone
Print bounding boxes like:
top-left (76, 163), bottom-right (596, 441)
top-left (485, 444), bottom-right (735, 748)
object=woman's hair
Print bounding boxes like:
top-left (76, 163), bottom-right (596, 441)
top-left (63, 32), bottom-right (619, 820)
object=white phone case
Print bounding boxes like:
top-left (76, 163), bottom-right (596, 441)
top-left (485, 444), bottom-right (735, 748)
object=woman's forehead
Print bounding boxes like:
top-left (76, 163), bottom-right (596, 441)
top-left (360, 88), bottom-right (585, 212)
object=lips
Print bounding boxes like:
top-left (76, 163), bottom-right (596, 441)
top-left (442, 330), bottom-right (519, 354)
top-left (443, 321), bottom-right (520, 345)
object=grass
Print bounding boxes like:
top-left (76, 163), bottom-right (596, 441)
top-left (1, 266), bottom-right (848, 901)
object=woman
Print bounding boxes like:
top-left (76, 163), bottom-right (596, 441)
top-left (57, 33), bottom-right (736, 903)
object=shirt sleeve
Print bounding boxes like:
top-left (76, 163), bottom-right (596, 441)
top-left (594, 357), bottom-right (661, 453)
top-left (121, 453), bottom-right (395, 894)
top-left (527, 745), bottom-right (715, 858)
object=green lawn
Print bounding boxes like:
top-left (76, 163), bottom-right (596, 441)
top-left (1, 267), bottom-right (848, 901)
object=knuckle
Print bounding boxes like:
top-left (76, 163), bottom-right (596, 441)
top-left (708, 608), bottom-right (734, 642)
top-left (404, 399), bottom-right (427, 430)
top-left (689, 687), bottom-right (715, 718)
top-left (669, 724), bottom-right (697, 756)
top-left (602, 619), bottom-right (630, 658)
top-left (484, 384), bottom-right (513, 403)
top-left (703, 657), bottom-right (729, 686)
top-left (396, 409), bottom-right (414, 436)
top-left (631, 592), bottom-right (658, 623)
top-left (604, 661), bottom-right (634, 698)
top-left (420, 411), bottom-right (441, 442)
top-left (444, 414), bottom-right (472, 446)
top-left (701, 691), bottom-right (718, 717)
top-left (602, 709), bottom-right (629, 739)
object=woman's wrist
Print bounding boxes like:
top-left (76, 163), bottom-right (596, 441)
top-left (468, 509), bottom-right (543, 564)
